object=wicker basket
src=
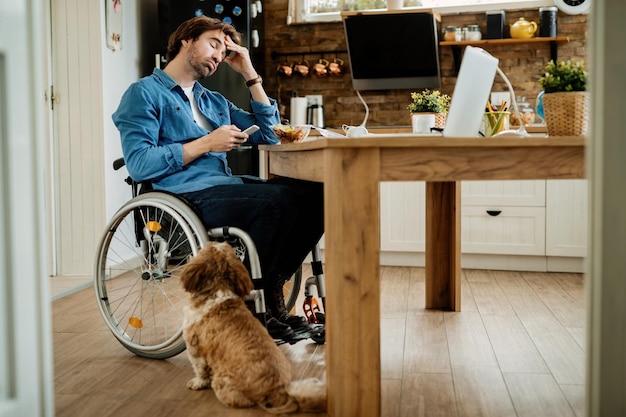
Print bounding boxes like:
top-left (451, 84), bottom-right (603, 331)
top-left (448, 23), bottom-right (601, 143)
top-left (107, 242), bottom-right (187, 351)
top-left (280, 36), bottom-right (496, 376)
top-left (435, 112), bottom-right (447, 129)
top-left (542, 91), bottom-right (590, 136)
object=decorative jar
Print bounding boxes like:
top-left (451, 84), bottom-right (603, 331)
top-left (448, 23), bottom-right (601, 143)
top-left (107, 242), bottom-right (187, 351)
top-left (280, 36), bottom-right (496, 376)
top-left (443, 26), bottom-right (457, 41)
top-left (466, 25), bottom-right (482, 41)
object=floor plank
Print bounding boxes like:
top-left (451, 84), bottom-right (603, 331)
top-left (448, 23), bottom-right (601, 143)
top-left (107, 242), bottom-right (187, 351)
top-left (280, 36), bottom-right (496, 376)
top-left (452, 366), bottom-right (517, 417)
top-left (504, 373), bottom-right (577, 417)
top-left (400, 373), bottom-right (458, 417)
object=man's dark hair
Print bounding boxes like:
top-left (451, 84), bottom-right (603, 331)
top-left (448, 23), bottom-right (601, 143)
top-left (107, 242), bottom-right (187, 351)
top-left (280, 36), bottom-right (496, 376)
top-left (166, 16), bottom-right (242, 62)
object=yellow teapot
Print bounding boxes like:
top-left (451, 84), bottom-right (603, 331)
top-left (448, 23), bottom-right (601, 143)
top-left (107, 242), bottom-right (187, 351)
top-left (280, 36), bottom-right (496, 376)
top-left (510, 17), bottom-right (537, 39)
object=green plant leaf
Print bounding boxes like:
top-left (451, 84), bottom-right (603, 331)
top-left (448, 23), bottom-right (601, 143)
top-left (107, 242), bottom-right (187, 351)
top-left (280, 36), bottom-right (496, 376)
top-left (538, 59), bottom-right (587, 93)
top-left (408, 89), bottom-right (451, 113)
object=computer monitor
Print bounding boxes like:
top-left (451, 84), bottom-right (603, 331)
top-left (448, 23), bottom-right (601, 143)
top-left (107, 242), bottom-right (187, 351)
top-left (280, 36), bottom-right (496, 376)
top-left (342, 10), bottom-right (441, 91)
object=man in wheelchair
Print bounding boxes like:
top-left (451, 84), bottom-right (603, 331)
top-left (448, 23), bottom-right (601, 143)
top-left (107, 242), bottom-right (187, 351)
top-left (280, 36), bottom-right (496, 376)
top-left (112, 16), bottom-right (323, 340)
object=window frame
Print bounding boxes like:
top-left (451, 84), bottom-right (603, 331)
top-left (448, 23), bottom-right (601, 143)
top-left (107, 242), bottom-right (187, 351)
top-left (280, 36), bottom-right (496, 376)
top-left (288, 0), bottom-right (558, 25)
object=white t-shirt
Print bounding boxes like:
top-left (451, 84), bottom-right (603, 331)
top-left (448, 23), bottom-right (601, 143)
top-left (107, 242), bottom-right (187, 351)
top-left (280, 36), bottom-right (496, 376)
top-left (182, 86), bottom-right (212, 131)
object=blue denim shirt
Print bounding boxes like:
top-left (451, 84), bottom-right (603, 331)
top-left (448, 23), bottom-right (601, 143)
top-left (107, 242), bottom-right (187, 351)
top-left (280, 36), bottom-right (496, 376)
top-left (112, 68), bottom-right (280, 194)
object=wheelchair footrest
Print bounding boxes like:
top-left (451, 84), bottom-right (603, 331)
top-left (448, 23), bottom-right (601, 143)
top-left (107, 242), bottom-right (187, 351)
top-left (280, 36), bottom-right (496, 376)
top-left (275, 323), bottom-right (325, 346)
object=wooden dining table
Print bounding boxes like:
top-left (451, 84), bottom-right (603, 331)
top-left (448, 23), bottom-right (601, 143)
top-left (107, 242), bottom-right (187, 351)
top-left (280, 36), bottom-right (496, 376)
top-left (259, 134), bottom-right (585, 417)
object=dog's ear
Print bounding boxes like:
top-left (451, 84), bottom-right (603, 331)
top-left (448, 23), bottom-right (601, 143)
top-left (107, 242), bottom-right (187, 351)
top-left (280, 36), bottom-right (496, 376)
top-left (180, 246), bottom-right (218, 295)
top-left (225, 249), bottom-right (253, 297)
top-left (180, 254), bottom-right (209, 294)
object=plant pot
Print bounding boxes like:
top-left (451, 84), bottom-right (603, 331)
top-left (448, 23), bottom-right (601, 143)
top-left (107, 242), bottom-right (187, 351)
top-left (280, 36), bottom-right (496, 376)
top-left (411, 112), bottom-right (446, 133)
top-left (434, 112), bottom-right (447, 129)
top-left (542, 91), bottom-right (590, 136)
top-left (411, 113), bottom-right (436, 134)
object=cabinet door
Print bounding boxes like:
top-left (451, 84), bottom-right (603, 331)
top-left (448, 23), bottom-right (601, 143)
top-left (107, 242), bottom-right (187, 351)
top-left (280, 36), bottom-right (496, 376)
top-left (461, 206), bottom-right (546, 255)
top-left (380, 182), bottom-right (425, 252)
top-left (546, 179), bottom-right (588, 257)
top-left (462, 180), bottom-right (546, 206)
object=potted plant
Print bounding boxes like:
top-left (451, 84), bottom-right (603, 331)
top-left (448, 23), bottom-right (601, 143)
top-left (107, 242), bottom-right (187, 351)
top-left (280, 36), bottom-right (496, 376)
top-left (538, 59), bottom-right (589, 136)
top-left (407, 89), bottom-right (451, 132)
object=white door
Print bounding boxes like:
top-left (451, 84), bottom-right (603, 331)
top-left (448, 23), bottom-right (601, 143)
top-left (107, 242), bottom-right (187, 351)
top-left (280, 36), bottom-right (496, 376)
top-left (48, 0), bottom-right (106, 275)
top-left (0, 1), bottom-right (54, 416)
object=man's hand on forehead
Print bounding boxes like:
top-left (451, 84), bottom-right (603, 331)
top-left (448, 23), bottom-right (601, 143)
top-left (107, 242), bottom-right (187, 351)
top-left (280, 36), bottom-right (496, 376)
top-left (225, 35), bottom-right (237, 58)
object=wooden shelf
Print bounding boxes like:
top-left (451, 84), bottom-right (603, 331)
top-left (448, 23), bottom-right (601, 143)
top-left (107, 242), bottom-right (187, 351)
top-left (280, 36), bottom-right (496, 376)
top-left (441, 36), bottom-right (570, 73)
top-left (439, 36), bottom-right (570, 47)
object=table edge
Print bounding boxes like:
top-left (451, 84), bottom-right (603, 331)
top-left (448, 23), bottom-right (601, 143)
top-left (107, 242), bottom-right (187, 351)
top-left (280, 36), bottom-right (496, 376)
top-left (259, 136), bottom-right (586, 151)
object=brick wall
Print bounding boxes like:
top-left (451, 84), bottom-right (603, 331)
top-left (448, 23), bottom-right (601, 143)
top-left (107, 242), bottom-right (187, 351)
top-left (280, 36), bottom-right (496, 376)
top-left (262, 0), bottom-right (587, 128)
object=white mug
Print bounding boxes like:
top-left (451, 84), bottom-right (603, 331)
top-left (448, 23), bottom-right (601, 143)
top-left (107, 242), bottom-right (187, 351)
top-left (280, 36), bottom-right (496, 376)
top-left (387, 0), bottom-right (403, 10)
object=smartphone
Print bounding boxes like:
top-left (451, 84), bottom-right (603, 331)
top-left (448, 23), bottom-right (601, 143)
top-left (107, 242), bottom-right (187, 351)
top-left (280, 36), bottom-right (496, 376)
top-left (243, 124), bottom-right (260, 135)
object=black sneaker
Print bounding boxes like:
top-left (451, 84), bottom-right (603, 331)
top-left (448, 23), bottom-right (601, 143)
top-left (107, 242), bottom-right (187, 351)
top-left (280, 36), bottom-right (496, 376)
top-left (265, 315), bottom-right (294, 339)
top-left (266, 278), bottom-right (308, 330)
top-left (276, 312), bottom-right (308, 330)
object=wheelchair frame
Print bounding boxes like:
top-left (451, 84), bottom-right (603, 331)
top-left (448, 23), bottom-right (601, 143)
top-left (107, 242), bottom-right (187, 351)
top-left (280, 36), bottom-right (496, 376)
top-left (94, 158), bottom-right (325, 359)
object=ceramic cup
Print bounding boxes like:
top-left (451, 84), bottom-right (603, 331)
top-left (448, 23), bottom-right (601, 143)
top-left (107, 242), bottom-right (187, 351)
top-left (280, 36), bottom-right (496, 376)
top-left (277, 62), bottom-right (293, 77)
top-left (387, 0), bottom-right (403, 10)
top-left (312, 59), bottom-right (330, 77)
top-left (328, 58), bottom-right (344, 76)
top-left (293, 60), bottom-right (310, 77)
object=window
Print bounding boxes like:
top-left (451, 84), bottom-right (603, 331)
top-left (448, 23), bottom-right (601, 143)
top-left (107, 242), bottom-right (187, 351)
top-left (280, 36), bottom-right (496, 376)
top-left (288, 0), bottom-right (555, 24)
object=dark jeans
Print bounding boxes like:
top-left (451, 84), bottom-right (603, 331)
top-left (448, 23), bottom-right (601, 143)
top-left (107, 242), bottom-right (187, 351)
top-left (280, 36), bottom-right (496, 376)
top-left (181, 177), bottom-right (324, 285)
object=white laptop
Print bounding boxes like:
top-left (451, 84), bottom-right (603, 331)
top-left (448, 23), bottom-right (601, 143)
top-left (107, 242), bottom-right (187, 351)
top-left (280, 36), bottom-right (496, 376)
top-left (443, 46), bottom-right (499, 137)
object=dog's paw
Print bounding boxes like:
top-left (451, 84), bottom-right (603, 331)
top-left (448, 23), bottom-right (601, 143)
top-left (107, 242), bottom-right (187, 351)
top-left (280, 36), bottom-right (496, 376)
top-left (187, 377), bottom-right (211, 391)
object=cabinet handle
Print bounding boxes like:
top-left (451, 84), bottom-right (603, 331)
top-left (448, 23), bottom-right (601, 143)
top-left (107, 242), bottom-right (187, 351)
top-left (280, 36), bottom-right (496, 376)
top-left (486, 210), bottom-right (502, 216)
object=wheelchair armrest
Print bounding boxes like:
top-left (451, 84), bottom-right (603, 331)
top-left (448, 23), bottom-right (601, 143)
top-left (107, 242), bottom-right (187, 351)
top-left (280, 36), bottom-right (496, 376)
top-left (113, 157), bottom-right (126, 171)
top-left (112, 157), bottom-right (153, 197)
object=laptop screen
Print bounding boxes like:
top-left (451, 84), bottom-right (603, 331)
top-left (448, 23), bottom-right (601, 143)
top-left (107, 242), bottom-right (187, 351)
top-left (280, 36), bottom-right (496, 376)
top-left (443, 46), bottom-right (499, 137)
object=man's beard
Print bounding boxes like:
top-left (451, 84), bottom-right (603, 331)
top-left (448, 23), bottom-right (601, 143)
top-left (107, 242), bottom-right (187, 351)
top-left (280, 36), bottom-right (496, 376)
top-left (187, 47), bottom-right (215, 79)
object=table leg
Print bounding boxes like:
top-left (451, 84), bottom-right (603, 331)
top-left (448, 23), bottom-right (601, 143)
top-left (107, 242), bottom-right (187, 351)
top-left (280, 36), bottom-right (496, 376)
top-left (425, 181), bottom-right (461, 311)
top-left (323, 148), bottom-right (381, 417)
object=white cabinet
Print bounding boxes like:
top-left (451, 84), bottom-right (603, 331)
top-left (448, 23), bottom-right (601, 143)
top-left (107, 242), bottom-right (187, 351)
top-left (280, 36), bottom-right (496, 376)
top-left (380, 180), bottom-right (547, 256)
top-left (380, 182), bottom-right (425, 252)
top-left (546, 179), bottom-right (588, 257)
top-left (377, 179), bottom-right (586, 271)
top-left (461, 180), bottom-right (546, 256)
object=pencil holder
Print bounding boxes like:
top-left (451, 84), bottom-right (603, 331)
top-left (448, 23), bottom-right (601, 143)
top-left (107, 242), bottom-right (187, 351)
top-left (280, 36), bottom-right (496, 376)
top-left (483, 111), bottom-right (510, 136)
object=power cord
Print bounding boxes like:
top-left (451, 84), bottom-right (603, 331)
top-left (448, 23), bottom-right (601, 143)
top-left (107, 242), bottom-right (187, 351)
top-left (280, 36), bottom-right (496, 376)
top-left (342, 90), bottom-right (370, 137)
top-left (492, 67), bottom-right (530, 137)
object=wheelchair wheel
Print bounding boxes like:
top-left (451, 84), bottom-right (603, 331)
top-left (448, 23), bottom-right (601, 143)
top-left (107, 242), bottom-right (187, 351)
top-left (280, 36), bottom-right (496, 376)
top-left (94, 193), bottom-right (208, 359)
top-left (283, 267), bottom-right (302, 313)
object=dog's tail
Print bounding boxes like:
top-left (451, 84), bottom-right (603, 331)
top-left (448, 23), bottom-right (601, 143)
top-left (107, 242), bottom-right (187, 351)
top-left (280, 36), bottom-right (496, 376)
top-left (286, 378), bottom-right (327, 413)
top-left (258, 389), bottom-right (298, 414)
top-left (258, 378), bottom-right (326, 414)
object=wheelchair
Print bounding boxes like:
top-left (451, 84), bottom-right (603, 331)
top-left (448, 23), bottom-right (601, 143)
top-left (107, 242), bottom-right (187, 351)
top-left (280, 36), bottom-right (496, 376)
top-left (93, 158), bottom-right (326, 359)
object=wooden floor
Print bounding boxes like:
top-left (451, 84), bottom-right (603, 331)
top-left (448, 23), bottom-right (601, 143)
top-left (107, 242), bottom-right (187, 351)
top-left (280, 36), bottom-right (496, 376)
top-left (52, 266), bottom-right (585, 417)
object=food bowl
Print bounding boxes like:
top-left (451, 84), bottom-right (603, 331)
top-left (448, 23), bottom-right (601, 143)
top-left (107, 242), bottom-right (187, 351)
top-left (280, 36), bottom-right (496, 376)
top-left (272, 124), bottom-right (311, 143)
